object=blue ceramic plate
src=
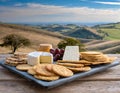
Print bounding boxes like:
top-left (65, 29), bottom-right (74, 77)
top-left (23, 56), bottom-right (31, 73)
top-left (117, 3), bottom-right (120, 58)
top-left (0, 60), bottom-right (119, 88)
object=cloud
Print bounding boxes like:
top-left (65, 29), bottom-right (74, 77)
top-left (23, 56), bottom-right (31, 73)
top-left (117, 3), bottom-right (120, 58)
top-left (95, 1), bottom-right (120, 5)
top-left (14, 3), bottom-right (24, 7)
top-left (0, 3), bottom-right (120, 23)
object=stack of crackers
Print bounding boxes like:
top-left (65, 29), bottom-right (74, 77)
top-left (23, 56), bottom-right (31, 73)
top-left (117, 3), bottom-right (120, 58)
top-left (57, 51), bottom-right (116, 72)
top-left (57, 60), bottom-right (91, 72)
top-left (5, 53), bottom-right (27, 66)
top-left (16, 64), bottom-right (73, 81)
top-left (80, 51), bottom-right (116, 65)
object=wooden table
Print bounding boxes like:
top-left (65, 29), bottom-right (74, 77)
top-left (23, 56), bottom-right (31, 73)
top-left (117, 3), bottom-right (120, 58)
top-left (0, 54), bottom-right (120, 93)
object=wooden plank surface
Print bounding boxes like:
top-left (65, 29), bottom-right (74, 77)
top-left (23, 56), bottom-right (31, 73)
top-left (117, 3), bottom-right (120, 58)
top-left (0, 54), bottom-right (120, 93)
top-left (0, 81), bottom-right (120, 93)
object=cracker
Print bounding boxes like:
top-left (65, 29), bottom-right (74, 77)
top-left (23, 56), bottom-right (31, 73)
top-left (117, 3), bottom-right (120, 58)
top-left (5, 56), bottom-right (27, 67)
top-left (84, 63), bottom-right (91, 66)
top-left (14, 53), bottom-right (27, 58)
top-left (57, 60), bottom-right (92, 64)
top-left (81, 54), bottom-right (109, 62)
top-left (52, 65), bottom-right (73, 77)
top-left (5, 59), bottom-right (27, 66)
top-left (16, 64), bottom-right (33, 71)
top-left (6, 57), bottom-right (18, 61)
top-left (27, 67), bottom-right (36, 75)
top-left (35, 64), bottom-right (56, 76)
top-left (34, 74), bottom-right (59, 81)
top-left (57, 63), bottom-right (84, 67)
top-left (5, 60), bottom-right (17, 66)
top-left (67, 66), bottom-right (91, 72)
top-left (108, 57), bottom-right (117, 62)
top-left (91, 61), bottom-right (113, 65)
top-left (80, 51), bottom-right (103, 55)
top-left (45, 64), bottom-right (54, 72)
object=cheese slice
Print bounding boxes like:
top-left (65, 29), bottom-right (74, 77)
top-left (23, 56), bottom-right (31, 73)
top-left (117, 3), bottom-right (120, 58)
top-left (27, 52), bottom-right (42, 66)
top-left (63, 46), bottom-right (79, 61)
top-left (40, 52), bottom-right (53, 64)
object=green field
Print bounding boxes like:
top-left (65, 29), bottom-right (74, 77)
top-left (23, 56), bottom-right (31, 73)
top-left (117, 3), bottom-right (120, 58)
top-left (101, 28), bottom-right (120, 40)
top-left (94, 22), bottom-right (120, 40)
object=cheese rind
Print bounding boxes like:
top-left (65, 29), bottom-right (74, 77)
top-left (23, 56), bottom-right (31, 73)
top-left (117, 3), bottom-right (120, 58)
top-left (63, 46), bottom-right (79, 61)
top-left (27, 51), bottom-right (53, 66)
top-left (27, 52), bottom-right (42, 66)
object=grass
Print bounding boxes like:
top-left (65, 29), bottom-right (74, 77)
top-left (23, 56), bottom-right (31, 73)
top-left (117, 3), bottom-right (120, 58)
top-left (100, 28), bottom-right (120, 40)
top-left (115, 24), bottom-right (120, 29)
top-left (85, 40), bottom-right (120, 53)
top-left (0, 23), bottom-right (63, 53)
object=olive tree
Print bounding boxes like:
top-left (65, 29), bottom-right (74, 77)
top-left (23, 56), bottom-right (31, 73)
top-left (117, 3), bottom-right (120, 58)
top-left (57, 37), bottom-right (85, 51)
top-left (0, 34), bottom-right (31, 53)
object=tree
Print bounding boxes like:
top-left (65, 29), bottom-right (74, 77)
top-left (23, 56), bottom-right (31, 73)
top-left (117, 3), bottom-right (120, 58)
top-left (57, 37), bottom-right (85, 51)
top-left (0, 34), bottom-right (31, 54)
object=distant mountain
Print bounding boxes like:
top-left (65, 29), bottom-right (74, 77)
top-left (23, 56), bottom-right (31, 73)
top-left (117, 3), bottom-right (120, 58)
top-left (36, 22), bottom-right (120, 40)
top-left (36, 24), bottom-right (103, 39)
top-left (63, 27), bottom-right (102, 39)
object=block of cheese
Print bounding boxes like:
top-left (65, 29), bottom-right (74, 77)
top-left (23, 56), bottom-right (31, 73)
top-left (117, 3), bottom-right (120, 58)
top-left (40, 52), bottom-right (53, 64)
top-left (27, 51), bottom-right (53, 66)
top-left (39, 44), bottom-right (52, 52)
top-left (63, 46), bottom-right (79, 61)
top-left (27, 52), bottom-right (42, 66)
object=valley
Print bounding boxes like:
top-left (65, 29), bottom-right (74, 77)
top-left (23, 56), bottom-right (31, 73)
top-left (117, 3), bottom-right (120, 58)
top-left (0, 22), bottom-right (120, 54)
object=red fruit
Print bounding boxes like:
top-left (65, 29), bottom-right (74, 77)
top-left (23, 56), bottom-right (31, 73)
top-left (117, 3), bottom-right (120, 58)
top-left (50, 48), bottom-right (55, 54)
top-left (54, 54), bottom-right (60, 61)
top-left (54, 48), bottom-right (60, 54)
top-left (60, 49), bottom-right (64, 54)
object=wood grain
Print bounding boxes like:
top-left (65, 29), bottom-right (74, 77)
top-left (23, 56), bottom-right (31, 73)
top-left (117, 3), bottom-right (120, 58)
top-left (0, 81), bottom-right (120, 93)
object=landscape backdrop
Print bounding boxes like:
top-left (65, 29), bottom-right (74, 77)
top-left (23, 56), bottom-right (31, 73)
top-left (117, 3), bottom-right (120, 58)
top-left (0, 0), bottom-right (120, 53)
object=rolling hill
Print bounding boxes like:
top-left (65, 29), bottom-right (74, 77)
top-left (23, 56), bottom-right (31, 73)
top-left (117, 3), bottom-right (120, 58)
top-left (93, 22), bottom-right (120, 40)
top-left (0, 22), bottom-right (120, 54)
top-left (37, 22), bottom-right (120, 40)
top-left (84, 40), bottom-right (120, 53)
top-left (0, 23), bottom-right (65, 53)
top-left (36, 22), bottom-right (120, 53)
top-left (37, 24), bottom-right (103, 39)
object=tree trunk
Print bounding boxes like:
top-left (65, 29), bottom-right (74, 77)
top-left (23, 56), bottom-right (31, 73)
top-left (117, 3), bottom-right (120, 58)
top-left (12, 47), bottom-right (17, 54)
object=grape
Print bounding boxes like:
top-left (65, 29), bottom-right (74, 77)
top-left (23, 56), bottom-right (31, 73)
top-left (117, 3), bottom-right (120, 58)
top-left (50, 48), bottom-right (56, 56)
top-left (59, 49), bottom-right (64, 57)
top-left (54, 54), bottom-right (60, 61)
top-left (60, 49), bottom-right (64, 54)
top-left (53, 57), bottom-right (57, 61)
top-left (51, 48), bottom-right (65, 61)
top-left (54, 48), bottom-right (60, 54)
top-left (50, 49), bottom-right (55, 54)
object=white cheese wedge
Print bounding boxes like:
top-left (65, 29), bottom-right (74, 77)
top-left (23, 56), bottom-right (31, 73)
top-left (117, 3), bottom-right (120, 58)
top-left (63, 46), bottom-right (79, 61)
top-left (27, 51), bottom-right (53, 65)
top-left (27, 52), bottom-right (42, 66)
top-left (40, 52), bottom-right (53, 64)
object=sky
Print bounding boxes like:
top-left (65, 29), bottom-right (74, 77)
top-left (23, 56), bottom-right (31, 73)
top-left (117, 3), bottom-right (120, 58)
top-left (0, 0), bottom-right (120, 23)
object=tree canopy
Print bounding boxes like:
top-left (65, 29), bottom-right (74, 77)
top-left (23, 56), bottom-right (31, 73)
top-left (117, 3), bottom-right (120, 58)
top-left (0, 34), bottom-right (31, 53)
top-left (57, 37), bottom-right (85, 51)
